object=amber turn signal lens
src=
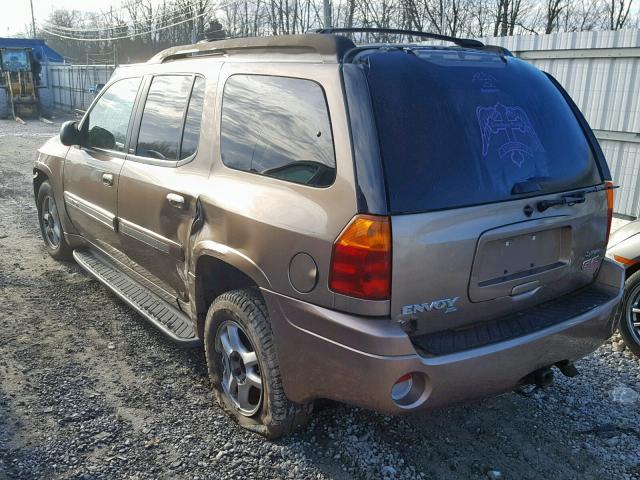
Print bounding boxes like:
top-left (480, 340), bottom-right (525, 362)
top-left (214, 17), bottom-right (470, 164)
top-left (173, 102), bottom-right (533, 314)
top-left (613, 255), bottom-right (637, 266)
top-left (605, 180), bottom-right (614, 245)
top-left (329, 215), bottom-right (391, 301)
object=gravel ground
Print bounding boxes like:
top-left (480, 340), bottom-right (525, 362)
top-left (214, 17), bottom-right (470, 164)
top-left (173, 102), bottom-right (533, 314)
top-left (1, 116), bottom-right (639, 480)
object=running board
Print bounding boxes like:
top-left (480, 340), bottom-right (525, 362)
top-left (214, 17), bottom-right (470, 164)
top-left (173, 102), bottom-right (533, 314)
top-left (73, 249), bottom-right (200, 347)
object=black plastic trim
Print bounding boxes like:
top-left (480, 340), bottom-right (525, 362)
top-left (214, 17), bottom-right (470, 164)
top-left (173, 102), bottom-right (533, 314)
top-left (341, 64), bottom-right (388, 214)
top-left (313, 27), bottom-right (483, 48)
top-left (412, 285), bottom-right (614, 356)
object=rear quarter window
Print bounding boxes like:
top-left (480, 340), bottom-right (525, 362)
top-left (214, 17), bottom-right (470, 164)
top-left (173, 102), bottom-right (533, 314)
top-left (362, 50), bottom-right (602, 214)
top-left (220, 74), bottom-right (336, 188)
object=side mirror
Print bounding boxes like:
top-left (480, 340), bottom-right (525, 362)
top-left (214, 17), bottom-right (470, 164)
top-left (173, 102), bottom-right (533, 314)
top-left (60, 121), bottom-right (80, 146)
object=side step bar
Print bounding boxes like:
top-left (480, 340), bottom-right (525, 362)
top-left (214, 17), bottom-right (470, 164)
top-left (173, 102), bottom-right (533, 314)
top-left (73, 249), bottom-right (200, 347)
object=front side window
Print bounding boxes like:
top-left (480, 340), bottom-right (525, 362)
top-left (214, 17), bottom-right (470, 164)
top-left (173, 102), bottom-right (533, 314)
top-left (220, 75), bottom-right (336, 187)
top-left (136, 75), bottom-right (194, 160)
top-left (85, 77), bottom-right (141, 152)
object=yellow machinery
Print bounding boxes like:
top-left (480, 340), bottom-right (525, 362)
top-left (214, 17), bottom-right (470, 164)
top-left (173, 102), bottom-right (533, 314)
top-left (1, 48), bottom-right (39, 119)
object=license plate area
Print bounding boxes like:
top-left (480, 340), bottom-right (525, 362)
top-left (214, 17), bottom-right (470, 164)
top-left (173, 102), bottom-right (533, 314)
top-left (469, 222), bottom-right (572, 302)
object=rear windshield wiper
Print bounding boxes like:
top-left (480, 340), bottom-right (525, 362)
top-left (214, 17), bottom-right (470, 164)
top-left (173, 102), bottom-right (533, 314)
top-left (537, 193), bottom-right (586, 212)
top-left (537, 183), bottom-right (619, 212)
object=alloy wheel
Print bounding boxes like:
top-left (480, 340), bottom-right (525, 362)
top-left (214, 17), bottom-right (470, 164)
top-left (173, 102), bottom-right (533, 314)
top-left (215, 320), bottom-right (263, 416)
top-left (41, 195), bottom-right (61, 249)
top-left (626, 284), bottom-right (640, 346)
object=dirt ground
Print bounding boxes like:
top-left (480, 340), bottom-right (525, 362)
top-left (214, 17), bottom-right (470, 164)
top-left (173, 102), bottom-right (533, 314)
top-left (1, 116), bottom-right (639, 480)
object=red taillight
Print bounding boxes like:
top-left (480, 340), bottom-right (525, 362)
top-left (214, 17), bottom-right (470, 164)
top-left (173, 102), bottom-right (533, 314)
top-left (605, 180), bottom-right (614, 244)
top-left (329, 215), bottom-right (391, 301)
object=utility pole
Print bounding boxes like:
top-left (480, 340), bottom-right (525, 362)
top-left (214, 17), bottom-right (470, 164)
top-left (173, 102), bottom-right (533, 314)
top-left (191, 5), bottom-right (198, 43)
top-left (323, 0), bottom-right (332, 28)
top-left (29, 0), bottom-right (37, 37)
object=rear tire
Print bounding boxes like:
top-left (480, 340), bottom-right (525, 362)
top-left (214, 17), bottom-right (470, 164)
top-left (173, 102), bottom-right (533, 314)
top-left (620, 270), bottom-right (640, 357)
top-left (204, 288), bottom-right (312, 438)
top-left (36, 181), bottom-right (73, 261)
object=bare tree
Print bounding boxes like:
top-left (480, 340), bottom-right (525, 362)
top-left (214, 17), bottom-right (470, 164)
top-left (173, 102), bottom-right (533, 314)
top-left (34, 0), bottom-right (637, 65)
top-left (464, 0), bottom-right (494, 37)
top-left (607, 0), bottom-right (634, 29)
top-left (544, 0), bottom-right (564, 33)
top-left (559, 0), bottom-right (606, 31)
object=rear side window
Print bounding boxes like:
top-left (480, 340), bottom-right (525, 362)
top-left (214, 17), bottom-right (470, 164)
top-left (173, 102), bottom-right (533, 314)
top-left (136, 75), bottom-right (193, 161)
top-left (361, 50), bottom-right (602, 213)
top-left (85, 77), bottom-right (141, 152)
top-left (220, 75), bottom-right (336, 187)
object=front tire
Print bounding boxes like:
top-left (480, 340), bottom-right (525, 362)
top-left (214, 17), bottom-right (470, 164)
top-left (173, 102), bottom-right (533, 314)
top-left (204, 288), bottom-right (312, 438)
top-left (36, 181), bottom-right (73, 261)
top-left (620, 270), bottom-right (640, 357)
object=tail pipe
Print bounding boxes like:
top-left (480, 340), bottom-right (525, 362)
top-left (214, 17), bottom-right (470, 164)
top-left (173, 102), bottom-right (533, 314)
top-left (555, 360), bottom-right (579, 378)
top-left (524, 361), bottom-right (579, 388)
top-left (533, 367), bottom-right (554, 388)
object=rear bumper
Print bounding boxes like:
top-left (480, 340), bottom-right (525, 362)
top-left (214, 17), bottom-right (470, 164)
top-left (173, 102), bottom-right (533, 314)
top-left (263, 258), bottom-right (624, 414)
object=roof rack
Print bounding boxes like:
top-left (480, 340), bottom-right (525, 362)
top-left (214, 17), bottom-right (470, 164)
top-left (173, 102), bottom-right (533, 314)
top-left (313, 27), bottom-right (484, 49)
top-left (148, 34), bottom-right (356, 64)
top-left (148, 29), bottom-right (506, 65)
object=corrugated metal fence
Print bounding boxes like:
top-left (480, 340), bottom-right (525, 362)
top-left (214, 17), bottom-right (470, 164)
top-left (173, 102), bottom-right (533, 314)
top-left (47, 64), bottom-right (115, 113)
top-left (477, 30), bottom-right (640, 218)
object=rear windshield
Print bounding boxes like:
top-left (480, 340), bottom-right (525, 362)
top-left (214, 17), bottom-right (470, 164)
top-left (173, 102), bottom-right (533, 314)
top-left (362, 49), bottom-right (602, 214)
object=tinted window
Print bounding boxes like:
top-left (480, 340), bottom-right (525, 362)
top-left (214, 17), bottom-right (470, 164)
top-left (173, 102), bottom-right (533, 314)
top-left (220, 75), bottom-right (335, 187)
top-left (85, 77), bottom-right (140, 152)
top-left (136, 75), bottom-right (193, 160)
top-left (180, 77), bottom-right (205, 159)
top-left (362, 50), bottom-right (602, 213)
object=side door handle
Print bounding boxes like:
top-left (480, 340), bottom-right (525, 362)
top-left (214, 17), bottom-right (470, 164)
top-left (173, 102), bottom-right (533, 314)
top-left (102, 173), bottom-right (114, 187)
top-left (166, 193), bottom-right (185, 210)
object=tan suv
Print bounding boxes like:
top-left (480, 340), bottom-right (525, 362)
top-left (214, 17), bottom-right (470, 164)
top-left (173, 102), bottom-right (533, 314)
top-left (34, 30), bottom-right (624, 438)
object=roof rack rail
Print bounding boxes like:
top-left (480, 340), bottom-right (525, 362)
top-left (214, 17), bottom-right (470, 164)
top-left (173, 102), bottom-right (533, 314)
top-left (148, 34), bottom-right (356, 64)
top-left (313, 27), bottom-right (484, 49)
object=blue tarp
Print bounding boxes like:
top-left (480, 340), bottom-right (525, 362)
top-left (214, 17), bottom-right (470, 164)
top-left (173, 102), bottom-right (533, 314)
top-left (0, 37), bottom-right (64, 63)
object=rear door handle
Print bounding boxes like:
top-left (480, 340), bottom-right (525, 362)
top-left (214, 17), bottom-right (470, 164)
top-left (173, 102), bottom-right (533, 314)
top-left (102, 173), bottom-right (114, 187)
top-left (166, 193), bottom-right (185, 210)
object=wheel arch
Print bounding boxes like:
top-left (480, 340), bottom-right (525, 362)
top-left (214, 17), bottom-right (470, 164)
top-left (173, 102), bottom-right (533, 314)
top-left (191, 244), bottom-right (271, 340)
top-left (33, 166), bottom-right (51, 197)
top-left (625, 262), bottom-right (640, 280)
top-left (33, 162), bottom-right (81, 237)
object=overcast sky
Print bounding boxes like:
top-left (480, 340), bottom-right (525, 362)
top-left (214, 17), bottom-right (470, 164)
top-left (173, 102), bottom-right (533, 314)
top-left (0, 0), bottom-right (152, 37)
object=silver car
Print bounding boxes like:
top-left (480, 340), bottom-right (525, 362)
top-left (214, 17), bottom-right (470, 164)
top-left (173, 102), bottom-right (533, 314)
top-left (608, 221), bottom-right (640, 356)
